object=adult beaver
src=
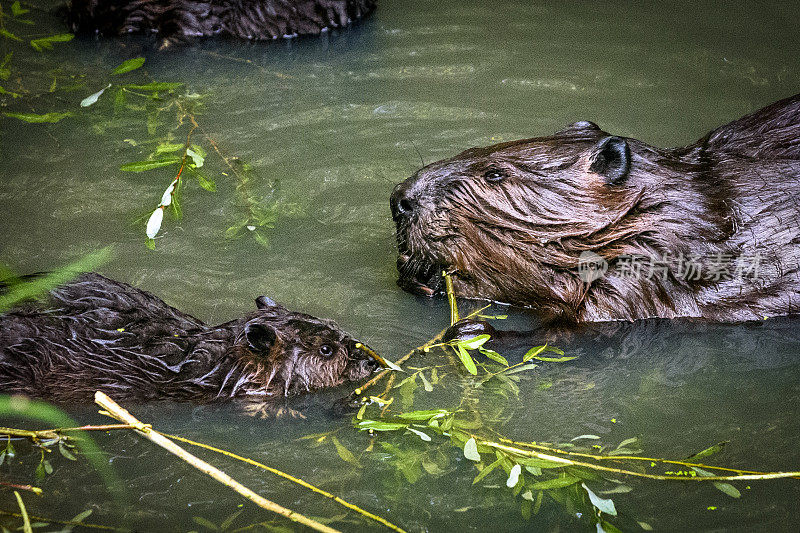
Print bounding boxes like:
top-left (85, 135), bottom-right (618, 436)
top-left (65, 0), bottom-right (375, 42)
top-left (0, 273), bottom-right (385, 403)
top-left (392, 93), bottom-right (800, 323)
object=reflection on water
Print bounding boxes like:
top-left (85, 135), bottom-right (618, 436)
top-left (1, 0), bottom-right (799, 531)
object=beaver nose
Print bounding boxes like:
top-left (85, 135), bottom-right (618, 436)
top-left (390, 181), bottom-right (417, 221)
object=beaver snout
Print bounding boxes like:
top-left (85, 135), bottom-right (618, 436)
top-left (390, 180), bottom-right (417, 222)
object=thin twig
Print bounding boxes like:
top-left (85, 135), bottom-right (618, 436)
top-left (161, 432), bottom-right (407, 533)
top-left (13, 492), bottom-right (32, 533)
top-left (477, 437), bottom-right (800, 482)
top-left (0, 483), bottom-right (40, 496)
top-left (94, 392), bottom-right (341, 533)
top-left (352, 304), bottom-right (490, 398)
top-left (490, 434), bottom-right (788, 477)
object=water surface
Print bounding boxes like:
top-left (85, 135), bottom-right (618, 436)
top-left (1, 1), bottom-right (799, 531)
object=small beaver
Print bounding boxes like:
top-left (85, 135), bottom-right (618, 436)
top-left (0, 273), bottom-right (385, 403)
top-left (65, 0), bottom-right (375, 42)
top-left (392, 93), bottom-right (800, 323)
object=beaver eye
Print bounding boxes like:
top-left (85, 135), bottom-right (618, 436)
top-left (483, 169), bottom-right (505, 183)
top-left (319, 344), bottom-right (334, 357)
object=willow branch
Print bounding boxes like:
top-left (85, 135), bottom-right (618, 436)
top-left (94, 392), bottom-right (340, 533)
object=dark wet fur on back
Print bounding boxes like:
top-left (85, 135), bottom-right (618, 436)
top-left (391, 94), bottom-right (800, 323)
top-left (0, 273), bottom-right (380, 403)
top-left (65, 0), bottom-right (375, 42)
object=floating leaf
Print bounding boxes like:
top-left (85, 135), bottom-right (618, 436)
top-left (456, 346), bottom-right (478, 375)
top-left (186, 148), bottom-right (204, 168)
top-left (357, 420), bottom-right (407, 432)
top-left (571, 434), bottom-right (601, 441)
top-left (146, 208), bottom-right (164, 239)
top-left (523, 345), bottom-right (548, 362)
top-left (479, 348), bottom-right (508, 366)
top-left (582, 483), bottom-right (617, 516)
top-left (506, 464), bottom-right (522, 488)
top-left (30, 33), bottom-right (74, 52)
top-left (80, 84), bottom-right (112, 107)
top-left (4, 111), bottom-right (73, 123)
top-left (120, 158), bottom-right (181, 172)
top-left (463, 437), bottom-right (481, 462)
top-left (112, 57), bottom-right (145, 75)
top-left (458, 334), bottom-right (490, 350)
top-left (406, 427), bottom-right (431, 442)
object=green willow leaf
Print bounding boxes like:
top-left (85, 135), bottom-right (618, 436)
top-left (473, 457), bottom-right (504, 485)
top-left (4, 111), bottom-right (73, 123)
top-left (529, 475), bottom-right (581, 490)
top-left (112, 57), bottom-right (145, 75)
top-left (456, 346), bottom-right (478, 375)
top-left (458, 334), bottom-right (490, 350)
top-left (119, 158), bottom-right (181, 172)
top-left (30, 33), bottom-right (74, 52)
top-left (479, 348), bottom-right (508, 366)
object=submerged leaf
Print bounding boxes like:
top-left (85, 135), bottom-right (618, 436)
top-left (4, 111), bottom-right (73, 123)
top-left (530, 475), bottom-right (581, 490)
top-left (582, 482), bottom-right (617, 516)
top-left (81, 84), bottom-right (112, 107)
top-left (120, 158), bottom-right (181, 172)
top-left (112, 57), bottom-right (145, 75)
top-left (30, 33), bottom-right (74, 51)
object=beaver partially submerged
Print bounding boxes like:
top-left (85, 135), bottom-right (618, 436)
top-left (65, 0), bottom-right (375, 42)
top-left (392, 93), bottom-right (800, 323)
top-left (0, 274), bottom-right (384, 403)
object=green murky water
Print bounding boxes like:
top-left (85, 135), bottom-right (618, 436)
top-left (1, 1), bottom-right (799, 531)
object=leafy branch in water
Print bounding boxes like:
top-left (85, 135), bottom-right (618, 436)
top-left (336, 272), bottom-right (800, 530)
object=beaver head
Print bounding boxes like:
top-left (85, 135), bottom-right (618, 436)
top-left (0, 273), bottom-right (386, 403)
top-left (228, 296), bottom-right (384, 398)
top-left (389, 115), bottom-right (795, 322)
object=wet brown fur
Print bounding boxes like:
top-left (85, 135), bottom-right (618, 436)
top-left (392, 94), bottom-right (800, 323)
top-left (65, 0), bottom-right (375, 43)
top-left (0, 274), bottom-right (380, 403)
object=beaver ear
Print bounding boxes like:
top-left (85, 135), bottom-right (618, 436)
top-left (255, 296), bottom-right (278, 309)
top-left (589, 136), bottom-right (631, 184)
top-left (244, 322), bottom-right (277, 353)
